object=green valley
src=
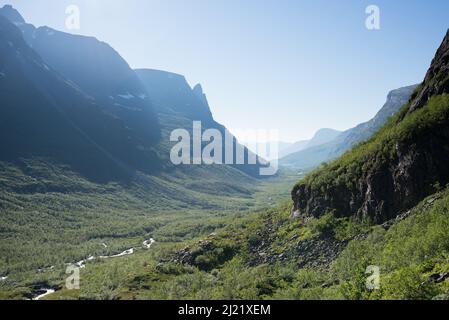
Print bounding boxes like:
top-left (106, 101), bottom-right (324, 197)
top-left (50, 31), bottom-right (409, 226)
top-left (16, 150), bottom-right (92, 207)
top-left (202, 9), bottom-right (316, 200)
top-left (1, 3), bottom-right (449, 302)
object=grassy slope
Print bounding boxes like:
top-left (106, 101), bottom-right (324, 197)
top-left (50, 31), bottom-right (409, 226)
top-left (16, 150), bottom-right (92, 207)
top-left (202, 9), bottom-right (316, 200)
top-left (21, 187), bottom-right (448, 300)
top-left (0, 155), bottom-right (299, 299)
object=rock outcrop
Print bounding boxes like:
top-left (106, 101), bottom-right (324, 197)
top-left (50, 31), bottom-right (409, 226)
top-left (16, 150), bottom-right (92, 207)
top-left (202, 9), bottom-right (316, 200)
top-left (408, 29), bottom-right (449, 114)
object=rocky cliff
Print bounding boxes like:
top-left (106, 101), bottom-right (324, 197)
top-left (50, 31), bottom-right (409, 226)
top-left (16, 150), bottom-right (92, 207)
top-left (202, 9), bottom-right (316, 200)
top-left (292, 30), bottom-right (449, 224)
top-left (408, 30), bottom-right (449, 114)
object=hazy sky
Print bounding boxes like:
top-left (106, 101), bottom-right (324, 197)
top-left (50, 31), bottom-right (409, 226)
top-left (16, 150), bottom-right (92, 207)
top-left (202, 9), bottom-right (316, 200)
top-left (1, 0), bottom-right (449, 142)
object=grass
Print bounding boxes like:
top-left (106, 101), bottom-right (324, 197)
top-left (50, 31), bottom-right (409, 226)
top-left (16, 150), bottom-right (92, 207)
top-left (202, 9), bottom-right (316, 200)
top-left (17, 187), bottom-right (447, 300)
top-left (0, 156), bottom-right (300, 299)
top-left (4, 182), bottom-right (448, 300)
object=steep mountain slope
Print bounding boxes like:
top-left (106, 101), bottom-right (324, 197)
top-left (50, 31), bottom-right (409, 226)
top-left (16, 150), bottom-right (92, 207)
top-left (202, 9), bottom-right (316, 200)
top-left (0, 15), bottom-right (160, 182)
top-left (0, 5), bottom-right (265, 180)
top-left (0, 5), bottom-right (161, 150)
top-left (136, 69), bottom-right (265, 177)
top-left (281, 85), bottom-right (417, 169)
top-left (0, 14), bottom-right (270, 287)
top-left (292, 31), bottom-right (449, 223)
top-left (136, 69), bottom-right (212, 121)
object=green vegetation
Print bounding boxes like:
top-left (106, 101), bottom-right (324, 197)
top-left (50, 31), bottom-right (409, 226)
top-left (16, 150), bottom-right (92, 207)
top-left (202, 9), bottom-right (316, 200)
top-left (0, 158), bottom-right (449, 299)
top-left (294, 93), bottom-right (449, 194)
top-left (2, 94), bottom-right (449, 301)
top-left (0, 156), bottom-right (300, 299)
top-left (2, 92), bottom-right (449, 301)
top-left (3, 185), bottom-right (446, 300)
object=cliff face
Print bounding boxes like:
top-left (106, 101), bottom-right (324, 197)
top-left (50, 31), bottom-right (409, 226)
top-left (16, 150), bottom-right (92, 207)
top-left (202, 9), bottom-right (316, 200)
top-left (292, 30), bottom-right (449, 224)
top-left (408, 30), bottom-right (449, 114)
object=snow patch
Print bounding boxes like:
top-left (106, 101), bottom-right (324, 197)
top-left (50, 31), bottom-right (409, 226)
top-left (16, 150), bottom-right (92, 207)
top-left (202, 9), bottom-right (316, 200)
top-left (117, 92), bottom-right (135, 100)
top-left (113, 103), bottom-right (142, 111)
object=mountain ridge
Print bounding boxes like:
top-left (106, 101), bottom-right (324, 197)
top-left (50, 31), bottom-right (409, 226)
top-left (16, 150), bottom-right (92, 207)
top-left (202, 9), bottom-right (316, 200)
top-left (0, 5), bottom-right (265, 181)
top-left (291, 31), bottom-right (449, 223)
top-left (281, 84), bottom-right (417, 169)
top-left (0, 14), bottom-right (161, 182)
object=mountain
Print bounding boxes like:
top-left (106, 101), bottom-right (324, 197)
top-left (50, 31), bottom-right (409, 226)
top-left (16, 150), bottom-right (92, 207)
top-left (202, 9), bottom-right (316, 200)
top-left (0, 4), bottom-right (161, 148)
top-left (0, 5), bottom-right (264, 180)
top-left (136, 69), bottom-right (265, 177)
top-left (0, 15), bottom-right (161, 183)
top-left (0, 7), bottom-right (269, 289)
top-left (245, 129), bottom-right (341, 161)
top-left (306, 128), bottom-right (342, 148)
top-left (0, 4), bottom-right (24, 24)
top-left (135, 69), bottom-right (212, 122)
top-left (292, 30), bottom-right (449, 223)
top-left (278, 140), bottom-right (308, 159)
top-left (281, 85), bottom-right (417, 169)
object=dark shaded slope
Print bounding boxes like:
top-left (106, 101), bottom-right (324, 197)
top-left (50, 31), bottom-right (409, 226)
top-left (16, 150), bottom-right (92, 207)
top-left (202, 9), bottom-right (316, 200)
top-left (0, 16), bottom-right (159, 183)
top-left (0, 5), bottom-right (160, 149)
top-left (137, 69), bottom-right (212, 122)
top-left (136, 69), bottom-right (267, 178)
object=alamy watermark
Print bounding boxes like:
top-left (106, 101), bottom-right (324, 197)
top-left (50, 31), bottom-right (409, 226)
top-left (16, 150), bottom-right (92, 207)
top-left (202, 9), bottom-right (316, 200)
top-left (65, 5), bottom-right (81, 30)
top-left (365, 265), bottom-right (381, 290)
top-left (170, 121), bottom-right (279, 176)
top-left (65, 265), bottom-right (80, 290)
top-left (365, 5), bottom-right (380, 30)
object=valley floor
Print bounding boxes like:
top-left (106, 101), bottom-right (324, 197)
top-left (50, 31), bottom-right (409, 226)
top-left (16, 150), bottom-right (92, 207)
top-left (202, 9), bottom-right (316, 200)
top-left (0, 158), bottom-right (300, 300)
top-left (1, 159), bottom-right (449, 299)
top-left (43, 188), bottom-right (449, 300)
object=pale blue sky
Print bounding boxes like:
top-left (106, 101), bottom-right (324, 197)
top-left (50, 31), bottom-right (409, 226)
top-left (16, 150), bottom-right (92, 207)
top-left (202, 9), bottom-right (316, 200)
top-left (1, 0), bottom-right (449, 142)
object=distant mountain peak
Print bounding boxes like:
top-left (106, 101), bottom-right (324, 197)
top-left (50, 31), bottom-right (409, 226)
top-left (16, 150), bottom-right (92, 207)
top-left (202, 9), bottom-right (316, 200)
top-left (313, 128), bottom-right (341, 137)
top-left (193, 83), bottom-right (204, 95)
top-left (135, 69), bottom-right (213, 120)
top-left (307, 128), bottom-right (341, 148)
top-left (0, 5), bottom-right (25, 25)
top-left (192, 83), bottom-right (210, 108)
